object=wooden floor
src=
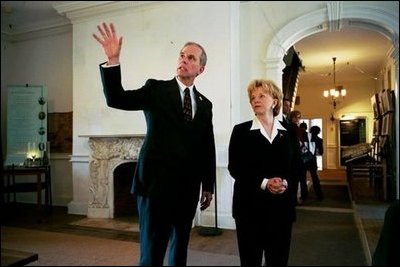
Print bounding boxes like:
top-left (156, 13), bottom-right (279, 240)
top-left (0, 203), bottom-right (239, 256)
top-left (318, 168), bottom-right (347, 181)
top-left (0, 168), bottom-right (390, 260)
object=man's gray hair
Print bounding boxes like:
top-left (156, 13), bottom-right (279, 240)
top-left (183, 42), bottom-right (207, 67)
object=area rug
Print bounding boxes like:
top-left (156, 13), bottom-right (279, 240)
top-left (300, 183), bottom-right (353, 209)
top-left (289, 182), bottom-right (368, 265)
top-left (290, 209), bottom-right (367, 266)
top-left (1, 226), bottom-right (240, 266)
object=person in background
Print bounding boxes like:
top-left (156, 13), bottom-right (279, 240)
top-left (289, 110), bottom-right (302, 142)
top-left (297, 122), bottom-right (310, 202)
top-left (309, 126), bottom-right (324, 158)
top-left (93, 22), bottom-right (216, 266)
top-left (281, 98), bottom-right (292, 128)
top-left (289, 110), bottom-right (308, 205)
top-left (228, 79), bottom-right (300, 266)
top-left (303, 125), bottom-right (324, 201)
top-left (299, 122), bottom-right (307, 132)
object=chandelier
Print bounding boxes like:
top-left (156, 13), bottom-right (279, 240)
top-left (323, 57), bottom-right (346, 109)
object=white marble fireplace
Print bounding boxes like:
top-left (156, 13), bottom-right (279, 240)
top-left (81, 134), bottom-right (145, 218)
top-left (72, 135), bottom-right (235, 228)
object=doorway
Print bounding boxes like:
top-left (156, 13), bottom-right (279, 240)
top-left (300, 118), bottom-right (323, 170)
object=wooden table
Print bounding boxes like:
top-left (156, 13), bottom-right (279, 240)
top-left (2, 165), bottom-right (52, 221)
top-left (1, 248), bottom-right (38, 266)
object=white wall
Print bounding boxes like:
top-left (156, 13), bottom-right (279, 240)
top-left (72, 2), bottom-right (232, 151)
top-left (1, 29), bottom-right (73, 206)
top-left (67, 1), bottom-right (237, 226)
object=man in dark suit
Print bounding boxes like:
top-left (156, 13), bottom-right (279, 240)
top-left (93, 22), bottom-right (216, 266)
top-left (281, 98), bottom-right (292, 128)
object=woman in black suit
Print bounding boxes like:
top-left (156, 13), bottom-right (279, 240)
top-left (93, 23), bottom-right (216, 266)
top-left (228, 79), bottom-right (300, 266)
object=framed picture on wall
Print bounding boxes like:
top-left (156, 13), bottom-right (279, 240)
top-left (381, 113), bottom-right (393, 136)
top-left (378, 90), bottom-right (387, 114)
top-left (370, 136), bottom-right (380, 160)
top-left (373, 119), bottom-right (381, 136)
top-left (381, 89), bottom-right (394, 113)
top-left (379, 135), bottom-right (387, 149)
top-left (48, 112), bottom-right (73, 153)
top-left (371, 93), bottom-right (381, 119)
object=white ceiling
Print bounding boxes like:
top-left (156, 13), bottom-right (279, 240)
top-left (1, 1), bottom-right (394, 90)
top-left (295, 28), bottom-right (392, 89)
top-left (1, 1), bottom-right (70, 33)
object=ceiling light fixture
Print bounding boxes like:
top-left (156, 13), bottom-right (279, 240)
top-left (323, 57), bottom-right (347, 109)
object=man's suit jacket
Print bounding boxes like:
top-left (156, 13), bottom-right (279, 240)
top-left (100, 65), bottom-right (216, 201)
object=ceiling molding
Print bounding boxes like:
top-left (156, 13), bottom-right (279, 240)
top-left (347, 20), bottom-right (395, 43)
top-left (2, 24), bottom-right (72, 43)
top-left (1, 2), bottom-right (72, 41)
top-left (266, 2), bottom-right (399, 63)
top-left (342, 3), bottom-right (399, 35)
top-left (266, 8), bottom-right (327, 60)
top-left (327, 1), bottom-right (342, 31)
top-left (54, 1), bottom-right (166, 23)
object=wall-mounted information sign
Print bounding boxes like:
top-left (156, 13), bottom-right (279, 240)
top-left (5, 85), bottom-right (48, 166)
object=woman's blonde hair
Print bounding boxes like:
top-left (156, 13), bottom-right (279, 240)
top-left (247, 79), bottom-right (283, 116)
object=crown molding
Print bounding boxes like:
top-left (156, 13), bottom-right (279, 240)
top-left (2, 23), bottom-right (72, 43)
top-left (54, 1), bottom-right (167, 23)
top-left (1, 2), bottom-right (72, 43)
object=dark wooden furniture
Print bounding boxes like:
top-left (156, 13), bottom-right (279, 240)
top-left (345, 142), bottom-right (387, 201)
top-left (2, 164), bottom-right (52, 221)
top-left (346, 159), bottom-right (386, 200)
top-left (1, 248), bottom-right (38, 266)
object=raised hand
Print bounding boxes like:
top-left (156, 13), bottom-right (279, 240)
top-left (93, 22), bottom-right (123, 65)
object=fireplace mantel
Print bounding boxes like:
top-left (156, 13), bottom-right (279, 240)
top-left (79, 134), bottom-right (145, 218)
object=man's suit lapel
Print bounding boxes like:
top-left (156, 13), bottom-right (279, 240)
top-left (193, 87), bottom-right (203, 121)
top-left (165, 81), bottom-right (203, 122)
top-left (165, 79), bottom-right (184, 119)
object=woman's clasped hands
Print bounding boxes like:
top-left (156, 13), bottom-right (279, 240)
top-left (267, 177), bottom-right (288, 194)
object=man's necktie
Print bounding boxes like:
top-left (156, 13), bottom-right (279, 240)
top-left (183, 88), bottom-right (192, 121)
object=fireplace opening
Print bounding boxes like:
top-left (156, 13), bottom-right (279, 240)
top-left (113, 162), bottom-right (138, 218)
